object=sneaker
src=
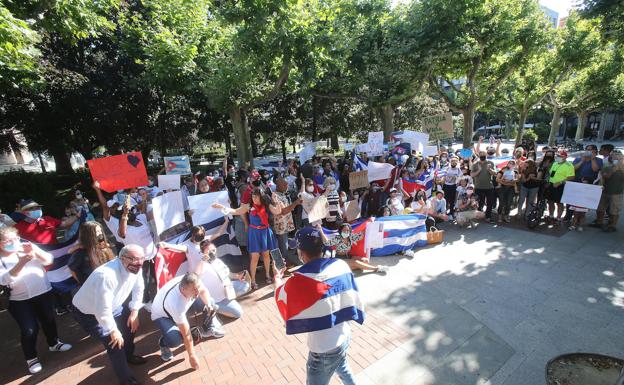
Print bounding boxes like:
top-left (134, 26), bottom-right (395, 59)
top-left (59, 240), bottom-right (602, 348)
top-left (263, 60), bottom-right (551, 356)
top-left (199, 325), bottom-right (226, 339)
top-left (568, 225), bottom-right (576, 231)
top-left (49, 340), bottom-right (72, 352)
top-left (143, 302), bottom-right (152, 313)
top-left (159, 339), bottom-right (173, 362)
top-left (376, 265), bottom-right (389, 274)
top-left (577, 226), bottom-right (583, 232)
top-left (27, 358), bottom-right (42, 374)
top-left (404, 249), bottom-right (415, 258)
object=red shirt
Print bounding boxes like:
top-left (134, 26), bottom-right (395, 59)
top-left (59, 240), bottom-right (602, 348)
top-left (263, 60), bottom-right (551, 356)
top-left (15, 216), bottom-right (61, 245)
top-left (241, 185), bottom-right (254, 205)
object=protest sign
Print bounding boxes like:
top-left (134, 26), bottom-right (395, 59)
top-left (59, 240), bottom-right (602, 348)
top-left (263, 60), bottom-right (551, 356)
top-left (344, 143), bottom-right (354, 151)
top-left (349, 170), bottom-right (369, 190)
top-left (86, 152), bottom-right (148, 193)
top-left (367, 161), bottom-right (395, 182)
top-left (365, 221), bottom-right (384, 251)
top-left (423, 146), bottom-right (439, 157)
top-left (367, 131), bottom-right (384, 156)
top-left (152, 191), bottom-right (185, 235)
top-left (561, 182), bottom-right (603, 210)
top-left (422, 112), bottom-right (453, 141)
top-left (188, 191), bottom-right (230, 226)
top-left (308, 195), bottom-right (329, 223)
top-left (356, 143), bottom-right (371, 154)
top-left (344, 200), bottom-right (361, 222)
top-left (459, 148), bottom-right (473, 159)
top-left (158, 175), bottom-right (181, 191)
top-left (164, 155), bottom-right (192, 175)
top-left (392, 130), bottom-right (429, 154)
top-left (298, 143), bottom-right (316, 163)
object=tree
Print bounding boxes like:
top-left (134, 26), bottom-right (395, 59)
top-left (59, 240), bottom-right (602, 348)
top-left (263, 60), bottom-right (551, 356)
top-left (0, 5), bottom-right (40, 89)
top-left (424, 0), bottom-right (550, 148)
top-left (582, 0), bottom-right (624, 45)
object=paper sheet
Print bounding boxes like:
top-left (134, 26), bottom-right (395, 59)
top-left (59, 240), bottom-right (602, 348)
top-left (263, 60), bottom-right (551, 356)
top-left (151, 190), bottom-right (185, 235)
top-left (188, 191), bottom-right (230, 226)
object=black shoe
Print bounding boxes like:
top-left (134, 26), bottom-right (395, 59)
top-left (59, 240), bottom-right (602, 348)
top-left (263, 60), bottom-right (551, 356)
top-left (126, 355), bottom-right (147, 365)
top-left (120, 377), bottom-right (143, 385)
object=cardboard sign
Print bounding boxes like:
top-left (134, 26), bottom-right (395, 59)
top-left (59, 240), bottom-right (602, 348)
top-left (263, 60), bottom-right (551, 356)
top-left (349, 170), bottom-right (369, 190)
top-left (151, 190), bottom-right (185, 235)
top-left (158, 175), bottom-right (181, 191)
top-left (87, 152), bottom-right (148, 193)
top-left (367, 161), bottom-right (395, 182)
top-left (164, 155), bottom-right (192, 175)
top-left (308, 195), bottom-right (329, 223)
top-left (188, 191), bottom-right (230, 226)
top-left (422, 112), bottom-right (453, 141)
top-left (561, 182), bottom-right (603, 210)
top-left (460, 148), bottom-right (473, 159)
top-left (344, 200), bottom-right (361, 222)
top-left (367, 131), bottom-right (384, 156)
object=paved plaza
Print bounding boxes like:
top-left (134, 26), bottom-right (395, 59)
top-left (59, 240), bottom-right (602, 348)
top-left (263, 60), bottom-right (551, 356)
top-left (1, 218), bottom-right (622, 385)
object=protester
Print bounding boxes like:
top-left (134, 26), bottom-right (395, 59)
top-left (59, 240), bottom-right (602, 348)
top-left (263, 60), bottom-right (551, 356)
top-left (568, 178), bottom-right (591, 232)
top-left (517, 159), bottom-right (542, 219)
top-left (386, 188), bottom-right (405, 216)
top-left (13, 199), bottom-right (74, 244)
top-left (544, 150), bottom-right (575, 224)
top-left (471, 151), bottom-right (497, 223)
top-left (443, 155), bottom-right (462, 219)
top-left (72, 244), bottom-right (146, 385)
top-left (60, 203), bottom-right (82, 242)
top-left (496, 161), bottom-right (519, 223)
top-left (71, 189), bottom-right (95, 221)
top-left (592, 150), bottom-right (624, 232)
top-left (428, 190), bottom-right (449, 223)
top-left (573, 145), bottom-right (602, 183)
top-left (300, 176), bottom-right (320, 226)
top-left (272, 178), bottom-right (302, 266)
top-left (455, 184), bottom-right (485, 227)
top-left (0, 226), bottom-right (73, 374)
top-left (68, 221), bottom-right (116, 285)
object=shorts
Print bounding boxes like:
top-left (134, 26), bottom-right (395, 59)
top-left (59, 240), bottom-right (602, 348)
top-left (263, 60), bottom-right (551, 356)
top-left (597, 193), bottom-right (623, 216)
top-left (545, 184), bottom-right (565, 203)
top-left (455, 210), bottom-right (478, 225)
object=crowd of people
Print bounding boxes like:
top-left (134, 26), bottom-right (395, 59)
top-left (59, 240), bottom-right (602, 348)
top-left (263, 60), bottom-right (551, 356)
top-left (0, 139), bottom-right (622, 385)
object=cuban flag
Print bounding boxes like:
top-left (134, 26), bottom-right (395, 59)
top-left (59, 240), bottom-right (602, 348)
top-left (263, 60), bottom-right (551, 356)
top-left (275, 257), bottom-right (365, 335)
top-left (416, 169), bottom-right (435, 197)
top-left (352, 153), bottom-right (368, 171)
top-left (39, 211), bottom-right (86, 285)
top-left (321, 219), bottom-right (369, 259)
top-left (370, 214), bottom-right (428, 257)
top-left (154, 216), bottom-right (243, 288)
top-left (401, 178), bottom-right (422, 196)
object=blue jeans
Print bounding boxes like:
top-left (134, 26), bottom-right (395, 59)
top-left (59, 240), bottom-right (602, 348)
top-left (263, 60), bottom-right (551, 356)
top-left (306, 337), bottom-right (357, 385)
top-left (193, 280), bottom-right (249, 319)
top-left (154, 317), bottom-right (184, 348)
top-left (72, 306), bottom-right (135, 383)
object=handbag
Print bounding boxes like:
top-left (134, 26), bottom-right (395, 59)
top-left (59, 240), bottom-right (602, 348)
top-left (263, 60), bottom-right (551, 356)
top-left (0, 258), bottom-right (12, 310)
top-left (426, 226), bottom-right (445, 245)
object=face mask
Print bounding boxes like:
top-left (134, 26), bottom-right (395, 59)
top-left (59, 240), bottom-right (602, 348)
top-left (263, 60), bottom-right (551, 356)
top-left (206, 250), bottom-right (217, 261)
top-left (27, 209), bottom-right (42, 220)
top-left (125, 261), bottom-right (143, 274)
top-left (2, 241), bottom-right (21, 253)
top-left (341, 231), bottom-right (350, 238)
top-left (451, 163), bottom-right (457, 168)
top-left (479, 156), bottom-right (487, 161)
top-left (97, 235), bottom-right (106, 243)
top-left (341, 196), bottom-right (347, 203)
top-left (487, 152), bottom-right (495, 157)
top-left (306, 186), bottom-right (314, 193)
top-left (555, 156), bottom-right (563, 163)
top-left (193, 234), bottom-right (204, 243)
top-left (251, 180), bottom-right (261, 187)
top-left (130, 193), bottom-right (138, 199)
top-left (75, 193), bottom-right (83, 200)
top-left (327, 184), bottom-right (336, 191)
top-left (466, 190), bottom-right (474, 196)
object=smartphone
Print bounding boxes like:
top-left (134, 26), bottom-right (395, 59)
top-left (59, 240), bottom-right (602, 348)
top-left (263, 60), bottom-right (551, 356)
top-left (270, 248), bottom-right (286, 270)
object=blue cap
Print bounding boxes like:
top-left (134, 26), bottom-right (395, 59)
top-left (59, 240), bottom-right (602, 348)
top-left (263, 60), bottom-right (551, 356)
top-left (295, 227), bottom-right (324, 253)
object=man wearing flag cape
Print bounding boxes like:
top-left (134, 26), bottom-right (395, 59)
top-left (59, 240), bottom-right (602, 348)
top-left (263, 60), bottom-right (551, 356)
top-left (274, 227), bottom-right (364, 385)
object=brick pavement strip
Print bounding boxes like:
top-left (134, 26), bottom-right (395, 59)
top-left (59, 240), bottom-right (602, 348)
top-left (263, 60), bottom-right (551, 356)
top-left (0, 283), bottom-right (410, 385)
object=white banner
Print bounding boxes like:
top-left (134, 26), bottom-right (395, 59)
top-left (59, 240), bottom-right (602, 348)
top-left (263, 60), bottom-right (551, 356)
top-left (188, 191), bottom-right (230, 226)
top-left (367, 161), bottom-right (395, 182)
top-left (158, 174), bottom-right (181, 191)
top-left (151, 190), bottom-right (185, 235)
top-left (298, 143), bottom-right (316, 163)
top-left (561, 182), bottom-right (603, 210)
top-left (423, 145), bottom-right (439, 157)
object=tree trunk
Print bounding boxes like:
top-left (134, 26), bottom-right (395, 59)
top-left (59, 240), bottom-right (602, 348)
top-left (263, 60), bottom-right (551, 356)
top-left (281, 138), bottom-right (287, 162)
top-left (462, 104), bottom-right (476, 149)
top-left (575, 110), bottom-right (588, 141)
top-left (229, 107), bottom-right (253, 168)
top-left (330, 132), bottom-right (339, 150)
top-left (51, 149), bottom-right (73, 174)
top-left (515, 110), bottom-right (528, 146)
top-left (548, 104), bottom-right (561, 147)
top-left (37, 152), bottom-right (47, 174)
top-left (224, 129), bottom-right (232, 154)
top-left (597, 111), bottom-right (608, 141)
top-left (379, 105), bottom-right (394, 141)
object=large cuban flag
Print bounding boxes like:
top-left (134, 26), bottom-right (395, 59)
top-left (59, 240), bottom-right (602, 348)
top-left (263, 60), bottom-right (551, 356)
top-left (275, 257), bottom-right (365, 335)
top-left (369, 214), bottom-right (428, 257)
top-left (39, 211), bottom-right (87, 285)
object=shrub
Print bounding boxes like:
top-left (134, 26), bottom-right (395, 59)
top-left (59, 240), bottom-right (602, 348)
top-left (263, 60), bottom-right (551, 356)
top-left (523, 129), bottom-right (538, 142)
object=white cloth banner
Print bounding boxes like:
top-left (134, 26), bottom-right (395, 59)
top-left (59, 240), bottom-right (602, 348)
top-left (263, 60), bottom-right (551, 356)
top-left (188, 191), bottom-right (230, 226)
top-left (158, 174), bottom-right (181, 191)
top-left (298, 143), bottom-right (316, 163)
top-left (367, 161), bottom-right (395, 182)
top-left (561, 182), bottom-right (603, 210)
top-left (367, 131), bottom-right (384, 156)
top-left (152, 190), bottom-right (185, 235)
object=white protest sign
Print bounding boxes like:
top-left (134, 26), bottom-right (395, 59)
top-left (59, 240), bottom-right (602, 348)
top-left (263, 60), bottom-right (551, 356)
top-left (188, 191), bottom-right (230, 226)
top-left (356, 143), bottom-right (371, 154)
top-left (367, 161), bottom-right (395, 182)
top-left (365, 221), bottom-right (384, 250)
top-left (308, 195), bottom-right (329, 223)
top-left (403, 131), bottom-right (429, 153)
top-left (561, 182), bottom-right (603, 210)
top-left (158, 174), bottom-right (181, 191)
top-left (151, 190), bottom-right (185, 235)
top-left (298, 143), bottom-right (316, 163)
top-left (344, 143), bottom-right (354, 151)
top-left (367, 131), bottom-right (384, 156)
top-left (423, 146), bottom-right (439, 157)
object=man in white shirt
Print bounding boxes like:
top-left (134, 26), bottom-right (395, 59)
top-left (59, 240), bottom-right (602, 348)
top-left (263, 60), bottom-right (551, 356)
top-left (151, 273), bottom-right (214, 368)
top-left (72, 245), bottom-right (146, 385)
top-left (443, 155), bottom-right (462, 219)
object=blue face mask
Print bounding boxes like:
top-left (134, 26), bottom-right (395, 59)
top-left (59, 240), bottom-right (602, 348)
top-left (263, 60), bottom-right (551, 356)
top-left (2, 241), bottom-right (21, 253)
top-left (27, 209), bottom-right (42, 220)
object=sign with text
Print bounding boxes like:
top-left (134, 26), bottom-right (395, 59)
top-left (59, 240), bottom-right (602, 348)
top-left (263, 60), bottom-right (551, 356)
top-left (349, 170), bottom-right (369, 190)
top-left (164, 155), bottom-right (192, 175)
top-left (367, 131), bottom-right (384, 156)
top-left (561, 182), bottom-right (603, 210)
top-left (308, 195), bottom-right (329, 223)
top-left (365, 221), bottom-right (384, 251)
top-left (422, 112), bottom-right (453, 141)
top-left (87, 152), bottom-right (148, 193)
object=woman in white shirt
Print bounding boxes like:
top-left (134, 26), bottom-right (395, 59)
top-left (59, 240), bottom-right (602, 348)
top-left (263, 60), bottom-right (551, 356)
top-left (0, 227), bottom-right (72, 374)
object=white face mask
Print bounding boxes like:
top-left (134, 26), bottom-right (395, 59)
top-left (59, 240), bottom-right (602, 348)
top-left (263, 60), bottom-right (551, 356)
top-left (466, 190), bottom-right (474, 196)
top-left (306, 186), bottom-right (314, 193)
top-left (341, 196), bottom-right (347, 203)
top-left (555, 156), bottom-right (564, 163)
top-left (341, 231), bottom-right (350, 238)
top-left (327, 184), bottom-right (336, 191)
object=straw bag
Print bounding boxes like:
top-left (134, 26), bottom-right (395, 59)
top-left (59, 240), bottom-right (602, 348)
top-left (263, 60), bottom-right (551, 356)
top-left (426, 226), bottom-right (444, 244)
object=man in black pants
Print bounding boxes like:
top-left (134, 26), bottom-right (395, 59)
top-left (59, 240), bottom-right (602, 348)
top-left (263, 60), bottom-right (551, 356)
top-left (471, 150), bottom-right (497, 223)
top-left (443, 155), bottom-right (462, 219)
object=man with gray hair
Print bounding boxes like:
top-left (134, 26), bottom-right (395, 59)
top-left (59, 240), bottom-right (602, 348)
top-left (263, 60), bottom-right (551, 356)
top-left (72, 244), bottom-right (146, 385)
top-left (150, 272), bottom-right (215, 368)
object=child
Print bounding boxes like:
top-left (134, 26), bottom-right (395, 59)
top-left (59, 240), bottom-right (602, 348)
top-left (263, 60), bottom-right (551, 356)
top-left (568, 178), bottom-right (590, 232)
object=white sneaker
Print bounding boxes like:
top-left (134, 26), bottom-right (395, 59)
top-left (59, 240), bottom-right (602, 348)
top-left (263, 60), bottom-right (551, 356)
top-left (404, 249), bottom-right (415, 258)
top-left (27, 358), bottom-right (42, 374)
top-left (199, 325), bottom-right (226, 339)
top-left (376, 265), bottom-right (389, 274)
top-left (577, 226), bottom-right (584, 232)
top-left (159, 338), bottom-right (173, 361)
top-left (49, 341), bottom-right (72, 352)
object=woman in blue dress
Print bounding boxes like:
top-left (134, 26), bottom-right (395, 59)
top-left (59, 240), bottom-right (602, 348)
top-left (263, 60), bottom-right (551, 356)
top-left (213, 188), bottom-right (280, 289)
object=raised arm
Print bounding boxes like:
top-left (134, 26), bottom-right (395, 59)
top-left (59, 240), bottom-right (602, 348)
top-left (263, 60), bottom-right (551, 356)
top-left (206, 217), bottom-right (230, 242)
top-left (212, 203), bottom-right (249, 217)
top-left (92, 181), bottom-right (110, 221)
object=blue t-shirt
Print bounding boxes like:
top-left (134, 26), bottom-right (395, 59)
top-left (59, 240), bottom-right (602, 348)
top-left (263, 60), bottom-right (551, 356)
top-left (573, 157), bottom-right (603, 182)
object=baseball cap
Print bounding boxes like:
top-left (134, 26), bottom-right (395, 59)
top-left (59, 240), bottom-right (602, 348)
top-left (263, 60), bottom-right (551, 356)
top-left (19, 199), bottom-right (42, 211)
top-left (295, 227), bottom-right (324, 253)
top-left (467, 184), bottom-right (475, 189)
top-left (557, 150), bottom-right (568, 158)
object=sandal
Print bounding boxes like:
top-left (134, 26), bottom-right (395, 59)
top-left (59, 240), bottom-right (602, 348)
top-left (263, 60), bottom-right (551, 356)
top-left (251, 281), bottom-right (258, 290)
top-left (265, 276), bottom-right (273, 284)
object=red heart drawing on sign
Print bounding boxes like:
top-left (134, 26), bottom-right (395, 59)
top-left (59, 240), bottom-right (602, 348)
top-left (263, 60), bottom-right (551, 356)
top-left (127, 154), bottom-right (140, 168)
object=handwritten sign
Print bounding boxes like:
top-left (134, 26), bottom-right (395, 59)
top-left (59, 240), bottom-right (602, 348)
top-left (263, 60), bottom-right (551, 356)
top-left (422, 112), bottom-right (453, 141)
top-left (349, 170), bottom-right (369, 190)
top-left (164, 155), bottom-right (192, 175)
top-left (87, 152), bottom-right (148, 193)
top-left (561, 182), bottom-right (603, 210)
top-left (344, 200), bottom-right (361, 222)
top-left (367, 131), bottom-right (384, 156)
top-left (158, 175), bottom-right (181, 191)
top-left (308, 195), bottom-right (329, 223)
top-left (365, 221), bottom-right (384, 251)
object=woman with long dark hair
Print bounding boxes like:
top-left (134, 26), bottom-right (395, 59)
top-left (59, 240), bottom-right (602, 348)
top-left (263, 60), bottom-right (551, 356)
top-left (68, 221), bottom-right (116, 284)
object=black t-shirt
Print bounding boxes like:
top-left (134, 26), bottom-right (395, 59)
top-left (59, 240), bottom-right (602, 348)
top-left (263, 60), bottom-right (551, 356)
top-left (67, 248), bottom-right (93, 285)
top-left (522, 169), bottom-right (541, 189)
top-left (224, 174), bottom-right (238, 208)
